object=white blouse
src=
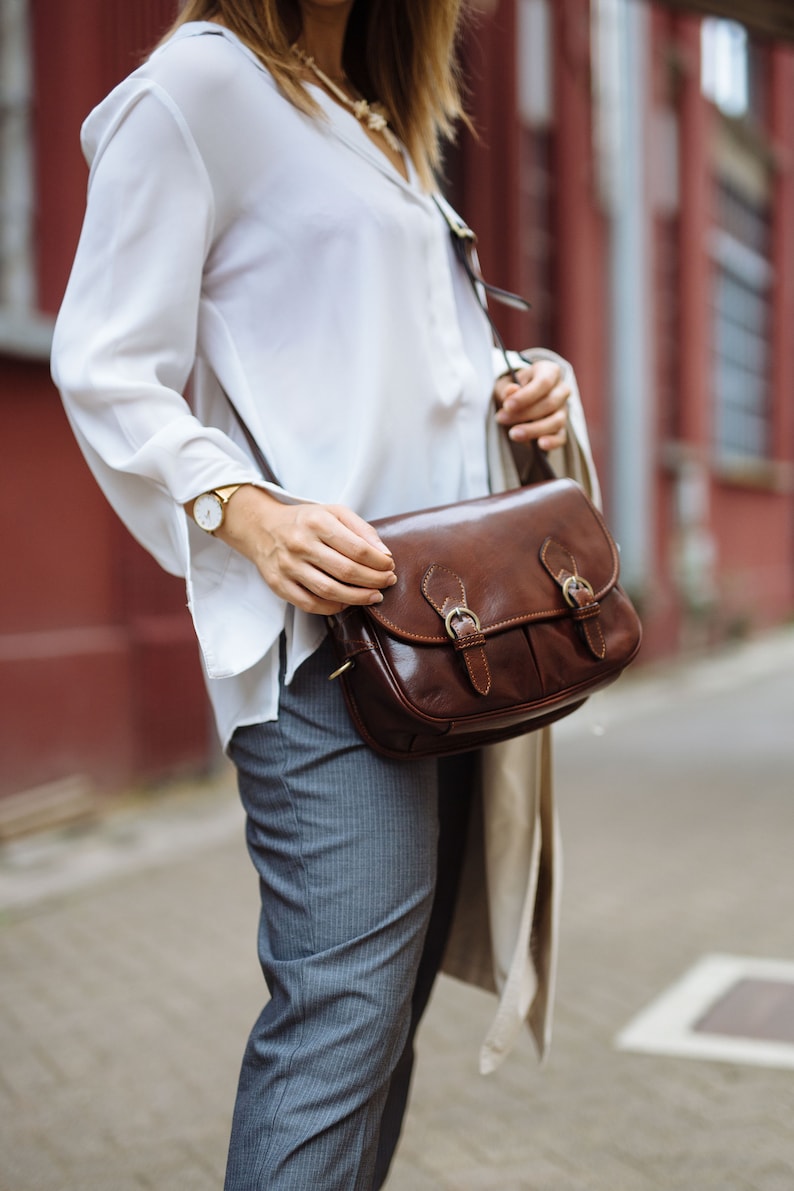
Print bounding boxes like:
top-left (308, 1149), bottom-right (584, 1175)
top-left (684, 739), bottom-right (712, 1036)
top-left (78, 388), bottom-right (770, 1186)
top-left (52, 22), bottom-right (504, 747)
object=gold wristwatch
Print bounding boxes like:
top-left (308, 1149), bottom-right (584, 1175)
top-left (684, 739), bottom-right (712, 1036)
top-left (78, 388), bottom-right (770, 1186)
top-left (192, 485), bottom-right (244, 534)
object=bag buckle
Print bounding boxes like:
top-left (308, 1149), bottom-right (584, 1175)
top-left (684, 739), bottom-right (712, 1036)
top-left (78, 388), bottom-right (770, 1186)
top-left (444, 606), bottom-right (481, 640)
top-left (562, 575), bottom-right (595, 608)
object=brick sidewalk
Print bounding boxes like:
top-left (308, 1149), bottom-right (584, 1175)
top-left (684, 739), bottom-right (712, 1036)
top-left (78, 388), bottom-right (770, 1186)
top-left (1, 630), bottom-right (793, 1190)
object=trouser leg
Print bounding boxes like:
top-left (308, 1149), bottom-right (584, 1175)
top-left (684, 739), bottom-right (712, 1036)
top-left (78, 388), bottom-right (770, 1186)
top-left (371, 752), bottom-right (476, 1190)
top-left (224, 638), bottom-right (440, 1191)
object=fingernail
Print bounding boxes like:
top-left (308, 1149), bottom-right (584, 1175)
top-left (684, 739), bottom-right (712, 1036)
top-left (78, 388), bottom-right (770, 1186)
top-left (388, 573), bottom-right (398, 586)
top-left (369, 592), bottom-right (384, 604)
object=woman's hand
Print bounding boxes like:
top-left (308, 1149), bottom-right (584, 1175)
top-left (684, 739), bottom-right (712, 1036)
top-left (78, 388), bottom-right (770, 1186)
top-left (214, 486), bottom-right (397, 616)
top-left (493, 359), bottom-right (570, 451)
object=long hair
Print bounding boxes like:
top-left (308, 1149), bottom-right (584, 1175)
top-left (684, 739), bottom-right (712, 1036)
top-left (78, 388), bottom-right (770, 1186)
top-left (160, 1), bottom-right (468, 189)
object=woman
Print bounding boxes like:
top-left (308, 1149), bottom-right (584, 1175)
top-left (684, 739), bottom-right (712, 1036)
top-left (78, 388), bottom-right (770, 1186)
top-left (52, 2), bottom-right (596, 1187)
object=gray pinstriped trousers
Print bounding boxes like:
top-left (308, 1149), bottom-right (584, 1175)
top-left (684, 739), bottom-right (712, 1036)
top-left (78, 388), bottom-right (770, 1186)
top-left (225, 636), bottom-right (473, 1190)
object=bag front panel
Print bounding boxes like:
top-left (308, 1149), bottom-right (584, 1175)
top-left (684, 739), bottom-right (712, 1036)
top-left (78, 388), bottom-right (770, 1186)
top-left (326, 478), bottom-right (643, 759)
top-left (368, 480), bottom-right (620, 644)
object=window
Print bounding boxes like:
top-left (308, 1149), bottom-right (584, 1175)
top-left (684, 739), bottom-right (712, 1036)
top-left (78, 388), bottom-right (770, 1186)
top-left (0, 0), bottom-right (33, 308)
top-left (711, 181), bottom-right (773, 461)
top-left (0, 0), bottom-right (48, 355)
top-left (703, 19), bottom-right (774, 465)
top-left (701, 16), bottom-right (768, 127)
top-left (701, 18), bottom-right (749, 118)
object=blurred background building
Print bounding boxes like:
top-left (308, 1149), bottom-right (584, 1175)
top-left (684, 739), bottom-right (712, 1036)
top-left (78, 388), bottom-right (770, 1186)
top-left (1, 0), bottom-right (793, 807)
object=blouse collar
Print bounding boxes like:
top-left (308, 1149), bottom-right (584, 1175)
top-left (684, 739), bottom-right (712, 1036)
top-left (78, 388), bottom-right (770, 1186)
top-left (170, 22), bottom-right (426, 200)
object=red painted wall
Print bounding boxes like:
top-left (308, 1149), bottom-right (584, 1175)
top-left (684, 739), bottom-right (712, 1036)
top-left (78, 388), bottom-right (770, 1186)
top-left (0, 0), bottom-right (208, 800)
top-left (688, 27), bottom-right (794, 643)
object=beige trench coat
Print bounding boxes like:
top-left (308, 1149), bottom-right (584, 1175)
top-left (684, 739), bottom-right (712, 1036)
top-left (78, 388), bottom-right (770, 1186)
top-left (441, 349), bottom-right (601, 1075)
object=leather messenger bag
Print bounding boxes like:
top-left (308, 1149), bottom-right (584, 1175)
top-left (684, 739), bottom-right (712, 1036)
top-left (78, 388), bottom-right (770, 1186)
top-left (221, 423), bottom-right (642, 760)
top-left (326, 470), bottom-right (642, 759)
top-left (222, 201), bottom-right (642, 759)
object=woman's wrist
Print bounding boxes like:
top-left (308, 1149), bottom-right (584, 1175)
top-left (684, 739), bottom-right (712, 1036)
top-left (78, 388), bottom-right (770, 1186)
top-left (206, 485), bottom-right (285, 557)
top-left (185, 483), bottom-right (285, 547)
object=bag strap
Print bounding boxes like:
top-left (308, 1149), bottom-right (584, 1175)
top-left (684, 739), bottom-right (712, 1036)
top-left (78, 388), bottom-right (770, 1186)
top-left (226, 396), bottom-right (279, 484)
top-left (432, 198), bottom-right (554, 483)
top-left (222, 197), bottom-right (538, 485)
top-left (431, 194), bottom-right (533, 386)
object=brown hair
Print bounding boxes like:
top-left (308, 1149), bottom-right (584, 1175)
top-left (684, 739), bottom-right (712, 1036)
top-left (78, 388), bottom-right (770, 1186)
top-left (160, 1), bottom-right (469, 189)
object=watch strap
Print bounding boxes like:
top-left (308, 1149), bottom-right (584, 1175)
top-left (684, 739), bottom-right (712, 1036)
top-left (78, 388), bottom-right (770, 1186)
top-left (213, 484), bottom-right (243, 503)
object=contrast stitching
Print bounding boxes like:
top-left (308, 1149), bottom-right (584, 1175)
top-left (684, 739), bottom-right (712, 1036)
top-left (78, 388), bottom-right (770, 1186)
top-left (463, 646), bottom-right (492, 695)
top-left (421, 565), bottom-right (466, 616)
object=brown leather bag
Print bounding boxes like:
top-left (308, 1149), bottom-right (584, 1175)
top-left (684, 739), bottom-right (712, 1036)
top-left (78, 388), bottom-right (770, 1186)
top-left (222, 199), bottom-right (642, 759)
top-left (326, 473), bottom-right (642, 758)
top-left (322, 204), bottom-right (641, 757)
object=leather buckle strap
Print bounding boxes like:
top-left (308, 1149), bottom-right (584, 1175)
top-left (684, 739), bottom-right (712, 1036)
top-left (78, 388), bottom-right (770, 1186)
top-left (422, 568), bottom-right (491, 696)
top-left (443, 605), bottom-right (481, 639)
top-left (446, 609), bottom-right (491, 697)
top-left (541, 538), bottom-right (606, 660)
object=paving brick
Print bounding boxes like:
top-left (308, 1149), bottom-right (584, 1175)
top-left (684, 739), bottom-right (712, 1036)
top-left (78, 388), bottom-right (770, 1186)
top-left (0, 1142), bottom-right (71, 1191)
top-left (1, 631), bottom-right (793, 1190)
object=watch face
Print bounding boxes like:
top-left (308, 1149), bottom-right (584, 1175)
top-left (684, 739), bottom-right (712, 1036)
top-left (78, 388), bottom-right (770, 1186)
top-left (193, 492), bottom-right (224, 532)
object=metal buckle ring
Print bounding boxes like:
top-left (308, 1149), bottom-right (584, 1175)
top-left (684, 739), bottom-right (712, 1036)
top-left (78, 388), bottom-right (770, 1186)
top-left (444, 605), bottom-right (481, 640)
top-left (328, 659), bottom-right (354, 680)
top-left (562, 575), bottom-right (595, 608)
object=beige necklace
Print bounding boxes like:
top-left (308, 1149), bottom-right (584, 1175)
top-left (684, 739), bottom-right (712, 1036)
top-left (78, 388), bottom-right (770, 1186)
top-left (292, 46), bottom-right (401, 153)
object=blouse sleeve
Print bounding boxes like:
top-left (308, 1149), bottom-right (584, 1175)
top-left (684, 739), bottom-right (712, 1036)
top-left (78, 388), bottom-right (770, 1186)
top-left (51, 79), bottom-right (303, 680)
top-left (51, 80), bottom-right (265, 579)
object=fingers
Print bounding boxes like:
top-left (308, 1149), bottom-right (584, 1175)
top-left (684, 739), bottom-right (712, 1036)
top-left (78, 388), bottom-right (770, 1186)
top-left (493, 361), bottom-right (560, 409)
top-left (246, 499), bottom-right (397, 615)
top-left (299, 505), bottom-right (395, 592)
top-left (325, 504), bottom-right (394, 567)
top-left (508, 409), bottom-right (568, 450)
top-left (494, 360), bottom-right (570, 451)
top-left (494, 361), bottom-right (568, 421)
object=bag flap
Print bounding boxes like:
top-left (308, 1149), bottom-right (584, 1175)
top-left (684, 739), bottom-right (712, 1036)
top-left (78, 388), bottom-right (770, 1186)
top-left (367, 479), bottom-right (620, 644)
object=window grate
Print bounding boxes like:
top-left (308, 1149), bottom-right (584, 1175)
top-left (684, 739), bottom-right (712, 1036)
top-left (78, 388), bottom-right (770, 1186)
top-left (0, 0), bottom-right (34, 313)
top-left (711, 180), bottom-right (772, 463)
